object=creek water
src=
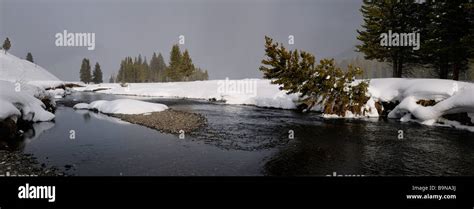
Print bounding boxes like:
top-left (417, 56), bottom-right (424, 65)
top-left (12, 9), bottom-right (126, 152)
top-left (2, 92), bottom-right (474, 176)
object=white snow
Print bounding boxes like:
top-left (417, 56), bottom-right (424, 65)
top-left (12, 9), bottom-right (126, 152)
top-left (368, 78), bottom-right (471, 103)
top-left (469, 113), bottom-right (474, 123)
top-left (47, 88), bottom-right (65, 99)
top-left (0, 50), bottom-right (63, 89)
top-left (74, 78), bottom-right (474, 131)
top-left (0, 80), bottom-right (55, 122)
top-left (74, 79), bottom-right (300, 109)
top-left (370, 78), bottom-right (474, 130)
top-left (388, 89), bottom-right (474, 122)
top-left (362, 97), bottom-right (380, 118)
top-left (0, 51), bottom-right (61, 123)
top-left (368, 78), bottom-right (474, 118)
top-left (73, 99), bottom-right (168, 114)
top-left (73, 103), bottom-right (89, 109)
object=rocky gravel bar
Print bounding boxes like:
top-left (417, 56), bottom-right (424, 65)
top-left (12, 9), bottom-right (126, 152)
top-left (0, 150), bottom-right (63, 176)
top-left (114, 109), bottom-right (207, 134)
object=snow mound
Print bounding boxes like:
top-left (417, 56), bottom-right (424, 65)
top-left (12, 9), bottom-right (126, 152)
top-left (73, 99), bottom-right (168, 114)
top-left (0, 80), bottom-right (55, 122)
top-left (0, 50), bottom-right (63, 89)
top-left (369, 78), bottom-right (474, 131)
top-left (369, 78), bottom-right (472, 102)
top-left (388, 88), bottom-right (474, 120)
top-left (47, 88), bottom-right (65, 99)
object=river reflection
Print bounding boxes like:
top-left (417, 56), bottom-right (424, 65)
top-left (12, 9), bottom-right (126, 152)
top-left (0, 121), bottom-right (55, 151)
top-left (2, 92), bottom-right (474, 176)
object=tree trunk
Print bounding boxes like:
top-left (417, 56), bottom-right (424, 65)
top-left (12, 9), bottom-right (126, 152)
top-left (452, 63), bottom-right (459, 81)
top-left (397, 57), bottom-right (403, 78)
top-left (439, 63), bottom-right (448, 79)
top-left (392, 59), bottom-right (398, 78)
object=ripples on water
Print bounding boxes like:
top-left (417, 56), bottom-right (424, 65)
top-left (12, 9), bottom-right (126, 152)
top-left (2, 92), bottom-right (473, 176)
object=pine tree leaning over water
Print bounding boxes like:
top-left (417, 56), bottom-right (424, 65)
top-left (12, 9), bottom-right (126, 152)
top-left (260, 36), bottom-right (370, 116)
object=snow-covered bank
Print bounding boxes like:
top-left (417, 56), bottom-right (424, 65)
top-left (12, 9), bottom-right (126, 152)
top-left (75, 78), bottom-right (474, 131)
top-left (0, 81), bottom-right (55, 122)
top-left (369, 78), bottom-right (473, 104)
top-left (75, 79), bottom-right (299, 109)
top-left (0, 51), bottom-right (61, 123)
top-left (73, 99), bottom-right (168, 114)
top-left (369, 78), bottom-right (474, 130)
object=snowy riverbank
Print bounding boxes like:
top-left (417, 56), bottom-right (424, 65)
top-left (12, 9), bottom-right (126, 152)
top-left (1, 49), bottom-right (473, 132)
top-left (0, 51), bottom-right (63, 123)
top-left (74, 78), bottom-right (474, 131)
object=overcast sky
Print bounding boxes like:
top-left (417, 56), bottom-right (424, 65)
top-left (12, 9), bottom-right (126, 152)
top-left (1, 0), bottom-right (363, 81)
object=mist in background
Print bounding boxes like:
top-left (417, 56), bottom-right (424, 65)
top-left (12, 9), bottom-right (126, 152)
top-left (1, 0), bottom-right (363, 81)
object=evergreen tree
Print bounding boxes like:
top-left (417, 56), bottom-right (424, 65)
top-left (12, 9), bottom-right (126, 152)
top-left (140, 56), bottom-right (149, 82)
top-left (125, 57), bottom-right (133, 82)
top-left (260, 36), bottom-right (369, 115)
top-left (109, 74), bottom-right (115, 83)
top-left (134, 55), bottom-right (142, 82)
top-left (118, 57), bottom-right (128, 83)
top-left (117, 60), bottom-right (125, 83)
top-left (150, 52), bottom-right (168, 82)
top-left (167, 44), bottom-right (183, 81)
top-left (79, 58), bottom-right (92, 83)
top-left (188, 67), bottom-right (206, 81)
top-left (356, 0), bottom-right (421, 78)
top-left (26, 52), bottom-right (34, 63)
top-left (149, 52), bottom-right (159, 82)
top-left (203, 70), bottom-right (209, 80)
top-left (180, 50), bottom-right (195, 81)
top-left (421, 0), bottom-right (473, 80)
top-left (469, 61), bottom-right (474, 80)
top-left (2, 38), bottom-right (11, 54)
top-left (92, 62), bottom-right (103, 84)
top-left (156, 53), bottom-right (167, 82)
top-left (114, 47), bottom-right (207, 83)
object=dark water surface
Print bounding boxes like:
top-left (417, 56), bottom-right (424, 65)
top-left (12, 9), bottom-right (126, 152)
top-left (3, 92), bottom-right (474, 176)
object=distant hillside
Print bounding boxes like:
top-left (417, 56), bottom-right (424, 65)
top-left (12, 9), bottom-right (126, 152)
top-left (0, 50), bottom-right (60, 82)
